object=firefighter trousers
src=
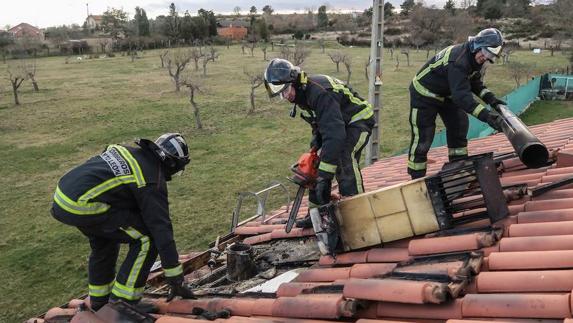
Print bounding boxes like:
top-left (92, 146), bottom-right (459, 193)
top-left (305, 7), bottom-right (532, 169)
top-left (407, 89), bottom-right (469, 179)
top-left (52, 207), bottom-right (158, 304)
top-left (310, 125), bottom-right (371, 205)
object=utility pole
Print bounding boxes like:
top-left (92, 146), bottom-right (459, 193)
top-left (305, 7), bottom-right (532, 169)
top-left (365, 0), bottom-right (384, 166)
top-left (86, 3), bottom-right (90, 17)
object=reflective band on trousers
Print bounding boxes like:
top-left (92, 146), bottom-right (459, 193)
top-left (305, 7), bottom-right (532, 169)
top-left (319, 161), bottom-right (337, 173)
top-left (352, 132), bottom-right (369, 194)
top-left (409, 108), bottom-right (420, 163)
top-left (89, 281), bottom-right (114, 297)
top-left (408, 160), bottom-right (427, 171)
top-left (324, 75), bottom-right (374, 124)
top-left (54, 186), bottom-right (111, 215)
top-left (112, 281), bottom-right (144, 301)
top-left (121, 227), bottom-right (150, 296)
top-left (164, 264), bottom-right (183, 277)
top-left (449, 147), bottom-right (468, 156)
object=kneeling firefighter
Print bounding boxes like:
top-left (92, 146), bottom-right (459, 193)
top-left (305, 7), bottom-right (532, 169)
top-left (264, 58), bottom-right (375, 254)
top-left (51, 133), bottom-right (196, 312)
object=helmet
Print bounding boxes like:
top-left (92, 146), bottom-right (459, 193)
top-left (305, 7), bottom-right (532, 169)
top-left (468, 28), bottom-right (504, 62)
top-left (154, 133), bottom-right (190, 177)
top-left (264, 58), bottom-right (300, 98)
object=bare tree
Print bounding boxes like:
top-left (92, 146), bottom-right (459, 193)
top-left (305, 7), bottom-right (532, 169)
top-left (241, 41), bottom-right (246, 55)
top-left (182, 76), bottom-right (203, 129)
top-left (343, 55), bottom-right (352, 85)
top-left (507, 61), bottom-right (532, 87)
top-left (279, 45), bottom-right (292, 61)
top-left (209, 46), bottom-right (218, 62)
top-left (189, 47), bottom-right (204, 71)
top-left (293, 44), bottom-right (311, 66)
top-left (401, 48), bottom-right (410, 67)
top-left (166, 49), bottom-right (192, 92)
top-left (394, 55), bottom-right (400, 71)
top-left (327, 51), bottom-right (345, 72)
top-left (23, 59), bottom-right (39, 92)
top-left (201, 52), bottom-right (219, 76)
top-left (260, 43), bottom-right (268, 60)
top-left (244, 69), bottom-right (264, 114)
top-left (318, 38), bottom-right (326, 53)
top-left (248, 42), bottom-right (256, 57)
top-left (159, 50), bottom-right (169, 68)
top-left (502, 48), bottom-right (514, 65)
top-left (7, 64), bottom-right (26, 105)
top-left (389, 47), bottom-right (394, 60)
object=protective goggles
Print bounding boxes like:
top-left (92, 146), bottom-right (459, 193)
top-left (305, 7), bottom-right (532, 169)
top-left (264, 81), bottom-right (290, 98)
top-left (481, 46), bottom-right (502, 63)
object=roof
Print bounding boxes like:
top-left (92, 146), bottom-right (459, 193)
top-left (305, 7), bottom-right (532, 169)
top-left (31, 117), bottom-right (573, 322)
top-left (87, 15), bottom-right (104, 22)
top-left (217, 19), bottom-right (250, 28)
top-left (8, 23), bottom-right (41, 34)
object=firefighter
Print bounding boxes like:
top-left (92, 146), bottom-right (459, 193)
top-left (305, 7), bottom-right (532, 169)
top-left (407, 28), bottom-right (506, 179)
top-left (264, 58), bottom-right (375, 228)
top-left (51, 133), bottom-right (196, 312)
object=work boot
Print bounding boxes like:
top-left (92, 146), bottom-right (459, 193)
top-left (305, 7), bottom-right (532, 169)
top-left (295, 214), bottom-right (313, 229)
top-left (109, 296), bottom-right (159, 314)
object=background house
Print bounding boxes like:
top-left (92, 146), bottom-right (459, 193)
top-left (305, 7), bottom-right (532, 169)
top-left (85, 15), bottom-right (103, 31)
top-left (7, 23), bottom-right (44, 41)
top-left (217, 19), bottom-right (249, 40)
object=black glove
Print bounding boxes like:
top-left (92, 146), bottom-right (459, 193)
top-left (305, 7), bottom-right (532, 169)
top-left (311, 177), bottom-right (332, 206)
top-left (477, 109), bottom-right (503, 132)
top-left (166, 274), bottom-right (196, 302)
top-left (482, 92), bottom-right (506, 111)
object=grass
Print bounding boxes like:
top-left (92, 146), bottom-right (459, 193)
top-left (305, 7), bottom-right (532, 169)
top-left (0, 44), bottom-right (569, 322)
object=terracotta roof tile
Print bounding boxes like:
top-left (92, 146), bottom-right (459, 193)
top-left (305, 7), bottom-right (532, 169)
top-left (36, 117), bottom-right (573, 322)
top-left (461, 293), bottom-right (572, 319)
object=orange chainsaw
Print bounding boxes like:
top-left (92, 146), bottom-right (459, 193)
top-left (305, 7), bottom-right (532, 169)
top-left (285, 147), bottom-right (319, 233)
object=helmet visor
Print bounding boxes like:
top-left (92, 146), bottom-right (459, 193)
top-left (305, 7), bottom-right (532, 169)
top-left (481, 46), bottom-right (502, 63)
top-left (265, 81), bottom-right (289, 98)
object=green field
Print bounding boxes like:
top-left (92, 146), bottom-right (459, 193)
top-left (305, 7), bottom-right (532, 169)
top-left (0, 43), bottom-right (569, 321)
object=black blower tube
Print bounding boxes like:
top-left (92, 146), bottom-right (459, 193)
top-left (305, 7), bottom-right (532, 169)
top-left (496, 104), bottom-right (549, 168)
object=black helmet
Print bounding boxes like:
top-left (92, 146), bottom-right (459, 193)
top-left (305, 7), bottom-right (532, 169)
top-left (468, 28), bottom-right (504, 63)
top-left (136, 133), bottom-right (190, 179)
top-left (264, 58), bottom-right (300, 98)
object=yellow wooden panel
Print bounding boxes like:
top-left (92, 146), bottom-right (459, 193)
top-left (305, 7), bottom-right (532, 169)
top-left (375, 211), bottom-right (414, 242)
top-left (401, 180), bottom-right (440, 234)
top-left (337, 194), bottom-right (381, 251)
top-left (369, 186), bottom-right (407, 218)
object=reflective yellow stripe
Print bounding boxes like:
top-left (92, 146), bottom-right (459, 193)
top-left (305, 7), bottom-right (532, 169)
top-left (408, 160), bottom-right (427, 171)
top-left (324, 75), bottom-right (373, 123)
top-left (54, 186), bottom-right (111, 215)
top-left (111, 281), bottom-right (144, 301)
top-left (110, 145), bottom-right (146, 188)
top-left (121, 227), bottom-right (150, 290)
top-left (472, 104), bottom-right (486, 118)
top-left (412, 78), bottom-right (445, 102)
top-left (409, 108), bottom-right (420, 162)
top-left (412, 46), bottom-right (454, 102)
top-left (479, 88), bottom-right (491, 99)
top-left (352, 132), bottom-right (369, 194)
top-left (78, 176), bottom-right (136, 203)
top-left (319, 161), bottom-right (337, 173)
top-left (415, 46), bottom-right (454, 80)
top-left (164, 264), bottom-right (183, 277)
top-left (448, 147), bottom-right (468, 156)
top-left (89, 281), bottom-right (114, 297)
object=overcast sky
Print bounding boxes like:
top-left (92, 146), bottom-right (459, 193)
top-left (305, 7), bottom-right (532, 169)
top-left (1, 0), bottom-right (448, 29)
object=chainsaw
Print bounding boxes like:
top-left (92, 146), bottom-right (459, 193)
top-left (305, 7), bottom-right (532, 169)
top-left (285, 147), bottom-right (319, 233)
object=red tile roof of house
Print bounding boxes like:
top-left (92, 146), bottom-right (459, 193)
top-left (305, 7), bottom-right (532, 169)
top-left (30, 117), bottom-right (573, 322)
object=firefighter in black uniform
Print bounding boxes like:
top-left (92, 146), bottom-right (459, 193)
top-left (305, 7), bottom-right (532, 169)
top-left (407, 28), bottom-right (506, 179)
top-left (264, 58), bottom-right (375, 227)
top-left (51, 133), bottom-right (195, 312)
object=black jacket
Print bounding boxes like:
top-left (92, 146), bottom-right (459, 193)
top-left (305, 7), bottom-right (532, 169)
top-left (413, 43), bottom-right (490, 117)
top-left (53, 144), bottom-right (180, 270)
top-left (294, 74), bottom-right (374, 176)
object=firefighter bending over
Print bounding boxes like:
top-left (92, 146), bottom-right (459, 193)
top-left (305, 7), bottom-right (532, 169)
top-left (51, 133), bottom-right (195, 312)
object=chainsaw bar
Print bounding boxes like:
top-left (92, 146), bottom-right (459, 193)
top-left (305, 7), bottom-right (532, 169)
top-left (286, 186), bottom-right (306, 233)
